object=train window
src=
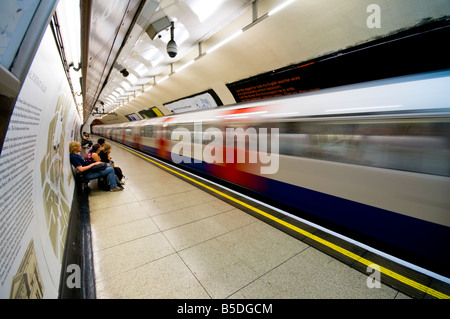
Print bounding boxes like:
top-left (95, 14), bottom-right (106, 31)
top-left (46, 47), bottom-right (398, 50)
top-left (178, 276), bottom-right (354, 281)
top-left (166, 124), bottom-right (179, 140)
top-left (169, 124), bottom-right (193, 141)
top-left (279, 119), bottom-right (449, 176)
top-left (154, 126), bottom-right (162, 139)
top-left (202, 124), bottom-right (221, 145)
top-left (143, 126), bottom-right (154, 138)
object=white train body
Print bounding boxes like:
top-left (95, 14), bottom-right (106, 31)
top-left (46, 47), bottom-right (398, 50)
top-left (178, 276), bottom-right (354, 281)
top-left (93, 70), bottom-right (450, 276)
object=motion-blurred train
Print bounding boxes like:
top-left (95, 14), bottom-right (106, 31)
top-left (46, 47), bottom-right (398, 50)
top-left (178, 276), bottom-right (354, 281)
top-left (93, 70), bottom-right (450, 276)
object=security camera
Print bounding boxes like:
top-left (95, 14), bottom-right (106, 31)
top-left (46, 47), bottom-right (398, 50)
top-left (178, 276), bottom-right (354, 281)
top-left (166, 21), bottom-right (177, 58)
top-left (167, 39), bottom-right (178, 58)
top-left (120, 69), bottom-right (129, 77)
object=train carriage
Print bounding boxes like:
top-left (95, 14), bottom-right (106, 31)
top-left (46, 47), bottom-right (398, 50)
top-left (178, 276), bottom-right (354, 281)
top-left (92, 70), bottom-right (450, 273)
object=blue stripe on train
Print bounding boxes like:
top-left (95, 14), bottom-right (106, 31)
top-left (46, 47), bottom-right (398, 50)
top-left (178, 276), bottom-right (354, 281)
top-left (264, 176), bottom-right (450, 266)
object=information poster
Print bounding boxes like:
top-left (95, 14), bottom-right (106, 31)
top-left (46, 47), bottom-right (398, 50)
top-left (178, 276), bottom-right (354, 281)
top-left (0, 25), bottom-right (81, 298)
top-left (164, 90), bottom-right (222, 114)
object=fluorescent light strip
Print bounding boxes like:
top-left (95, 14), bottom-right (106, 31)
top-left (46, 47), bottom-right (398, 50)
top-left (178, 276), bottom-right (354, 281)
top-left (268, 0), bottom-right (295, 16)
top-left (176, 60), bottom-right (195, 73)
top-left (206, 30), bottom-right (243, 54)
top-left (108, 0), bottom-right (295, 105)
top-left (158, 75), bottom-right (169, 83)
top-left (177, 0), bottom-right (295, 72)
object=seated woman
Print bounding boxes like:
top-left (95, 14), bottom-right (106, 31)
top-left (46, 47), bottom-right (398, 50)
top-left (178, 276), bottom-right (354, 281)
top-left (86, 143), bottom-right (102, 163)
top-left (99, 144), bottom-right (113, 166)
top-left (99, 144), bottom-right (124, 183)
top-left (69, 141), bottom-right (122, 192)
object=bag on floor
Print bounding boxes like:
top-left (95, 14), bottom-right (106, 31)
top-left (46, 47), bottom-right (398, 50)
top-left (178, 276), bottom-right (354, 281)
top-left (114, 166), bottom-right (123, 181)
top-left (98, 175), bottom-right (110, 191)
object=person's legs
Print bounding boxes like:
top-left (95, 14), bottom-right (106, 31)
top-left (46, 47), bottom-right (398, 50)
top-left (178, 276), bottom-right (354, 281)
top-left (103, 166), bottom-right (118, 188)
top-left (84, 166), bottom-right (118, 188)
top-left (83, 170), bottom-right (103, 180)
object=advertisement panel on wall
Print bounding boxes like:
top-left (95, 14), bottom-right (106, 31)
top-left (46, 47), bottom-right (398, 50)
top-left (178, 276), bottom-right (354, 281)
top-left (0, 24), bottom-right (81, 298)
top-left (164, 90), bottom-right (222, 114)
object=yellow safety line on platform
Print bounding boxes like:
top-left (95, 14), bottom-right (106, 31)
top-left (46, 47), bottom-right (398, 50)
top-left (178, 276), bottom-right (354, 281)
top-left (112, 142), bottom-right (449, 299)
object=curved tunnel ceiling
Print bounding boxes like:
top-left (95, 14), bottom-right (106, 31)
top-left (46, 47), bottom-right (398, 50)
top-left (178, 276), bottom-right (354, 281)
top-left (81, 0), bottom-right (450, 125)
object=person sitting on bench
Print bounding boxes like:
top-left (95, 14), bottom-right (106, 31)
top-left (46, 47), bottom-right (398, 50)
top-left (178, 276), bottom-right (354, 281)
top-left (69, 141), bottom-right (122, 192)
top-left (81, 132), bottom-right (93, 148)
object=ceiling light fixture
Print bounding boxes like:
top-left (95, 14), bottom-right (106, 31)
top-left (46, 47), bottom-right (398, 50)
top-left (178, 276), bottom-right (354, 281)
top-left (268, 0), bottom-right (295, 16)
top-left (159, 75), bottom-right (169, 83)
top-left (176, 60), bottom-right (194, 73)
top-left (206, 30), bottom-right (242, 54)
top-left (102, 0), bottom-right (297, 116)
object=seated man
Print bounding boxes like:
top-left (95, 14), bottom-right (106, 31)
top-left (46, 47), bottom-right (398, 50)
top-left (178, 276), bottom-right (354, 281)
top-left (69, 141), bottom-right (122, 192)
top-left (81, 132), bottom-right (93, 148)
